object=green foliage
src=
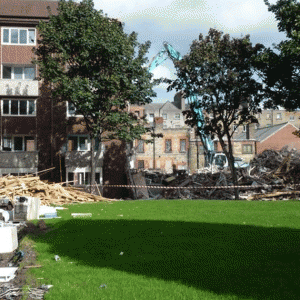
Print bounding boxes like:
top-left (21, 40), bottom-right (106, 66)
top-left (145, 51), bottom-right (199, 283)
top-left (35, 0), bottom-right (158, 142)
top-left (165, 28), bottom-right (265, 199)
top-left (258, 0), bottom-right (300, 110)
top-left (167, 28), bottom-right (264, 141)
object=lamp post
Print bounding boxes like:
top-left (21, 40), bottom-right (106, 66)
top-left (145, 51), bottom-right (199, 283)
top-left (152, 124), bottom-right (156, 170)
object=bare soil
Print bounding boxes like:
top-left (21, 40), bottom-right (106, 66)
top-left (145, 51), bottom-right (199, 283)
top-left (0, 221), bottom-right (55, 299)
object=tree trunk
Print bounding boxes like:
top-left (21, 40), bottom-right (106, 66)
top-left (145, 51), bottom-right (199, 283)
top-left (227, 152), bottom-right (239, 200)
top-left (219, 135), bottom-right (239, 200)
top-left (90, 137), bottom-right (96, 195)
top-left (226, 137), bottom-right (239, 200)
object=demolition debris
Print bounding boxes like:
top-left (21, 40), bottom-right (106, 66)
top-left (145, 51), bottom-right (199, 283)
top-left (0, 173), bottom-right (119, 206)
top-left (132, 147), bottom-right (300, 200)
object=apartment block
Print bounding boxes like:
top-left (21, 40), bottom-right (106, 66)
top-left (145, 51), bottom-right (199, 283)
top-left (0, 0), bottom-right (131, 198)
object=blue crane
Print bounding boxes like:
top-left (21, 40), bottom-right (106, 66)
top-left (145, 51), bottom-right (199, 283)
top-left (148, 42), bottom-right (215, 167)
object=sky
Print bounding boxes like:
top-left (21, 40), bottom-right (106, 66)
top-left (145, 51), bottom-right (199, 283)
top-left (88, 0), bottom-right (287, 103)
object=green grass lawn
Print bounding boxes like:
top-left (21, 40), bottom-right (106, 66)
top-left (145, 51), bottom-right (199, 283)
top-left (26, 199), bottom-right (300, 300)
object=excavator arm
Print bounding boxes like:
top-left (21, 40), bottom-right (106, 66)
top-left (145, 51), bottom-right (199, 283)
top-left (148, 42), bottom-right (215, 167)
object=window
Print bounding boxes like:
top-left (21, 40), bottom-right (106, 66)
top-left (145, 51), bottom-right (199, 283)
top-left (2, 99), bottom-right (36, 116)
top-left (243, 125), bottom-right (247, 132)
top-left (137, 140), bottom-right (144, 153)
top-left (165, 139), bottom-right (172, 152)
top-left (14, 137), bottom-right (23, 151)
top-left (198, 145), bottom-right (204, 155)
top-left (3, 137), bottom-right (12, 151)
top-left (266, 113), bottom-right (271, 120)
top-left (180, 139), bottom-right (186, 152)
top-left (242, 144), bottom-right (253, 154)
top-left (162, 113), bottom-right (167, 120)
top-left (276, 113), bottom-right (282, 120)
top-left (67, 101), bottom-right (83, 117)
top-left (290, 115), bottom-right (295, 121)
top-left (174, 113), bottom-right (180, 120)
top-left (2, 136), bottom-right (35, 151)
top-left (68, 136), bottom-right (89, 151)
top-left (148, 113), bottom-right (154, 123)
top-left (2, 28), bottom-right (36, 45)
top-left (25, 137), bottom-right (35, 151)
top-left (3, 65), bottom-right (36, 80)
top-left (138, 160), bottom-right (144, 169)
top-left (233, 125), bottom-right (238, 132)
top-left (79, 137), bottom-right (88, 151)
top-left (255, 123), bottom-right (260, 130)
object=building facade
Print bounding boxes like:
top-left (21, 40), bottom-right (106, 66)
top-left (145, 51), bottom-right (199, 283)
top-left (0, 0), bottom-right (131, 198)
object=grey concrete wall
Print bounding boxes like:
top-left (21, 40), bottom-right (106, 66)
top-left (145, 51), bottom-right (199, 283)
top-left (0, 151), bottom-right (38, 168)
top-left (65, 151), bottom-right (103, 168)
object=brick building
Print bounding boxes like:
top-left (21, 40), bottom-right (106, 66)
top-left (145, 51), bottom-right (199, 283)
top-left (0, 0), bottom-right (131, 198)
top-left (214, 122), bottom-right (300, 163)
top-left (131, 92), bottom-right (206, 174)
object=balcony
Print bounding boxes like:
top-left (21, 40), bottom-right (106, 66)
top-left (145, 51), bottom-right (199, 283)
top-left (65, 151), bottom-right (103, 168)
top-left (0, 80), bottom-right (39, 97)
top-left (0, 151), bottom-right (38, 169)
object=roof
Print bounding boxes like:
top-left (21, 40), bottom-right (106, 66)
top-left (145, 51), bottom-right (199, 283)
top-left (144, 103), bottom-right (163, 112)
top-left (0, 0), bottom-right (58, 19)
top-left (234, 122), bottom-right (299, 142)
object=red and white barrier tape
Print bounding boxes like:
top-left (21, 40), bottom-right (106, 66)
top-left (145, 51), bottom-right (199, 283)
top-left (97, 183), bottom-right (300, 190)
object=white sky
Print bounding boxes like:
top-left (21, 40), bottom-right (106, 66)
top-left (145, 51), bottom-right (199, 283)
top-left (87, 0), bottom-right (287, 103)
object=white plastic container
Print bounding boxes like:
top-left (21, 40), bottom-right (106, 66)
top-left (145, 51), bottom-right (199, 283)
top-left (0, 267), bottom-right (18, 282)
top-left (0, 224), bottom-right (18, 253)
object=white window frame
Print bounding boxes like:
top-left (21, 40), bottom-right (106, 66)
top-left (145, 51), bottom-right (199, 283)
top-left (148, 113), bottom-right (154, 123)
top-left (174, 113), bottom-right (180, 120)
top-left (242, 144), bottom-right (253, 154)
top-left (67, 171), bottom-right (101, 186)
top-left (1, 99), bottom-right (36, 116)
top-left (68, 135), bottom-right (90, 151)
top-left (2, 136), bottom-right (35, 152)
top-left (180, 139), bottom-right (186, 152)
top-left (2, 28), bottom-right (36, 45)
top-left (2, 65), bottom-right (36, 80)
top-left (290, 115), bottom-right (295, 121)
top-left (243, 125), bottom-right (247, 132)
top-left (66, 101), bottom-right (83, 117)
top-left (276, 113), bottom-right (282, 120)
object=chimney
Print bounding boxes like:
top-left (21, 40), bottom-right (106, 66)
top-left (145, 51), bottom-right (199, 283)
top-left (174, 91), bottom-right (185, 111)
top-left (246, 123), bottom-right (256, 140)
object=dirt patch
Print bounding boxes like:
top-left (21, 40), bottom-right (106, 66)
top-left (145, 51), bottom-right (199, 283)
top-left (0, 221), bottom-right (54, 299)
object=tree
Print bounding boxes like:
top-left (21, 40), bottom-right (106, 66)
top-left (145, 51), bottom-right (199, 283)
top-left (256, 0), bottom-right (300, 110)
top-left (34, 0), bottom-right (158, 192)
top-left (166, 28), bottom-right (265, 199)
top-left (259, 0), bottom-right (300, 137)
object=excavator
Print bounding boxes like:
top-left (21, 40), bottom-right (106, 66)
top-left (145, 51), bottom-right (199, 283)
top-left (148, 42), bottom-right (249, 170)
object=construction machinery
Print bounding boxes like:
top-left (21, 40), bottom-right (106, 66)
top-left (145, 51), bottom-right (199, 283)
top-left (149, 42), bottom-right (249, 170)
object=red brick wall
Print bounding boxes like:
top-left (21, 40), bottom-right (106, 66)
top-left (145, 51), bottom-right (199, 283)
top-left (2, 45), bottom-right (35, 64)
top-left (257, 124), bottom-right (300, 153)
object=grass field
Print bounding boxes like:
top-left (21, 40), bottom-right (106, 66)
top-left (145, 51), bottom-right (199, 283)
top-left (27, 199), bottom-right (300, 300)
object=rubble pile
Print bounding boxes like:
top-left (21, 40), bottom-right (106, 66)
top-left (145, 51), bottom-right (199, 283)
top-left (144, 147), bottom-right (300, 200)
top-left (0, 174), bottom-right (118, 205)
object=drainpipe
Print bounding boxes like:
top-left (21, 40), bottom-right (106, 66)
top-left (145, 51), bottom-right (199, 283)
top-left (50, 85), bottom-right (54, 181)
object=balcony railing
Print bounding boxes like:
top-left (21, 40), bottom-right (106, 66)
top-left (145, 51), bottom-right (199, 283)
top-left (0, 151), bottom-right (38, 168)
top-left (0, 80), bottom-right (39, 97)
